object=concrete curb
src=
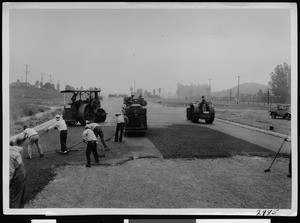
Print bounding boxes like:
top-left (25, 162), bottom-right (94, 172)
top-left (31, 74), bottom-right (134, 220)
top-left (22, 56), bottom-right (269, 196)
top-left (215, 118), bottom-right (290, 140)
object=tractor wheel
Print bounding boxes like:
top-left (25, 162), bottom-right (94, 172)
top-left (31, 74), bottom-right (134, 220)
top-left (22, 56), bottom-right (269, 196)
top-left (78, 104), bottom-right (95, 126)
top-left (205, 117), bottom-right (214, 124)
top-left (66, 121), bottom-right (77, 127)
top-left (186, 108), bottom-right (191, 120)
top-left (98, 115), bottom-right (106, 123)
top-left (191, 115), bottom-right (198, 123)
top-left (95, 108), bottom-right (107, 123)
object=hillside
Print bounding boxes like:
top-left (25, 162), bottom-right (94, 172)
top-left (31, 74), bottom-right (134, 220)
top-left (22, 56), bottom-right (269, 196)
top-left (211, 83), bottom-right (268, 97)
top-left (9, 85), bottom-right (70, 120)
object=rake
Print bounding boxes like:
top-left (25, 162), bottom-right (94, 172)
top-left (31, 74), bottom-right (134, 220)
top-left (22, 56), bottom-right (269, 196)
top-left (264, 138), bottom-right (287, 173)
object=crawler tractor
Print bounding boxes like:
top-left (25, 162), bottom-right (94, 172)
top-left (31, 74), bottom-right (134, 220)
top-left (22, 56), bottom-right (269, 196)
top-left (186, 100), bottom-right (215, 124)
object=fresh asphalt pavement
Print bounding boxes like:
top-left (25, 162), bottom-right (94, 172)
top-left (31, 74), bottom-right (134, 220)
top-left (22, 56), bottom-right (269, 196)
top-left (22, 98), bottom-right (293, 212)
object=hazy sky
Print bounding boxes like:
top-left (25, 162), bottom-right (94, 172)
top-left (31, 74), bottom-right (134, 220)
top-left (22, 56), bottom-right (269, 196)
top-left (7, 3), bottom-right (294, 95)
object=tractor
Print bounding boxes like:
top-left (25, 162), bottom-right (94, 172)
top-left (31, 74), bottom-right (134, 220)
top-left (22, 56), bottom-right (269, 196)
top-left (61, 90), bottom-right (107, 126)
top-left (186, 100), bottom-right (215, 124)
top-left (122, 96), bottom-right (148, 134)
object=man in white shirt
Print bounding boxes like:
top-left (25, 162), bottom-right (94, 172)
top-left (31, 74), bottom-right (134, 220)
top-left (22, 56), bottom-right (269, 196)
top-left (46, 114), bottom-right (68, 154)
top-left (114, 113), bottom-right (128, 142)
top-left (9, 145), bottom-right (26, 208)
top-left (22, 125), bottom-right (44, 159)
top-left (82, 126), bottom-right (99, 167)
top-left (85, 121), bottom-right (109, 151)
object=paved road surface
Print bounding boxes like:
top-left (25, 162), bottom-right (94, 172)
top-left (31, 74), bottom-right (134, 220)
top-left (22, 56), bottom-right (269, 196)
top-left (23, 98), bottom-right (293, 212)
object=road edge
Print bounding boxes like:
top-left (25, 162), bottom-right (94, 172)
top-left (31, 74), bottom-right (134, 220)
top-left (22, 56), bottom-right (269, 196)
top-left (215, 118), bottom-right (290, 140)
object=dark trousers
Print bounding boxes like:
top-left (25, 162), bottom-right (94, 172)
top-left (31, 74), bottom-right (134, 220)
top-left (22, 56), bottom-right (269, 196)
top-left (86, 141), bottom-right (99, 164)
top-left (289, 152), bottom-right (291, 175)
top-left (60, 130), bottom-right (68, 152)
top-left (10, 163), bottom-right (26, 208)
top-left (115, 123), bottom-right (125, 142)
top-left (93, 126), bottom-right (107, 148)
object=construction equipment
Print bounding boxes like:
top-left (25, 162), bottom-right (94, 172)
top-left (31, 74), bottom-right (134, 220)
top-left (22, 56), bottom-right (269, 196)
top-left (186, 100), bottom-right (215, 124)
top-left (61, 90), bottom-right (107, 126)
top-left (264, 138), bottom-right (287, 173)
top-left (122, 96), bottom-right (148, 134)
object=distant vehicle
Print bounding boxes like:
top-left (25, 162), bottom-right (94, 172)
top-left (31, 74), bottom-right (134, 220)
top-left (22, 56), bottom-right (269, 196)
top-left (122, 96), bottom-right (148, 134)
top-left (186, 100), bottom-right (215, 124)
top-left (61, 90), bottom-right (107, 126)
top-left (269, 104), bottom-right (291, 120)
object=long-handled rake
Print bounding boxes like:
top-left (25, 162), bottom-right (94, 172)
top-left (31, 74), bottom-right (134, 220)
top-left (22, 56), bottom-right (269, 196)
top-left (264, 138), bottom-right (287, 173)
top-left (68, 141), bottom-right (85, 150)
top-left (105, 133), bottom-right (115, 142)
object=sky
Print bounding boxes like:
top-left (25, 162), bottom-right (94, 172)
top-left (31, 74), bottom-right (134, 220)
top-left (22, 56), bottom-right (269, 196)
top-left (6, 3), bottom-right (294, 96)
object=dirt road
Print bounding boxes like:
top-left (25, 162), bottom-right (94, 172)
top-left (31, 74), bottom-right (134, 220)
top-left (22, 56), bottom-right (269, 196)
top-left (22, 98), bottom-right (293, 214)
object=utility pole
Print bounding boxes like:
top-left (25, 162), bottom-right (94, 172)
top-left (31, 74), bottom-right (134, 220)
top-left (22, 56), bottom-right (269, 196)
top-left (236, 76), bottom-right (242, 104)
top-left (25, 64), bottom-right (29, 87)
top-left (208, 78), bottom-right (212, 98)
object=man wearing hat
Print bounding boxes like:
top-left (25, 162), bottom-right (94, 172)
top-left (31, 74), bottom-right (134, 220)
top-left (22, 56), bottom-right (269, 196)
top-left (82, 125), bottom-right (99, 167)
top-left (46, 114), bottom-right (68, 154)
top-left (85, 121), bottom-right (109, 152)
top-left (22, 125), bottom-right (44, 159)
top-left (114, 113), bottom-right (128, 142)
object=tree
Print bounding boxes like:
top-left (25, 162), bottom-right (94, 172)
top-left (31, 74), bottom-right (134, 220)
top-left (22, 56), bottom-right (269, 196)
top-left (43, 82), bottom-right (55, 90)
top-left (158, 88), bottom-right (161, 95)
top-left (56, 83), bottom-right (60, 91)
top-left (153, 89), bottom-right (156, 96)
top-left (268, 62), bottom-right (291, 103)
top-left (65, 84), bottom-right (74, 90)
top-left (130, 87), bottom-right (133, 95)
top-left (35, 80), bottom-right (39, 88)
top-left (80, 86), bottom-right (83, 90)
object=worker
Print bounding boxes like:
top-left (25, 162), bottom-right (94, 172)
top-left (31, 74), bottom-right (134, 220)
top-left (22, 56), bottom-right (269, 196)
top-left (71, 92), bottom-right (78, 103)
top-left (46, 114), bottom-right (68, 154)
top-left (82, 125), bottom-right (99, 167)
top-left (85, 121), bottom-right (109, 152)
top-left (114, 113), bottom-right (128, 142)
top-left (10, 132), bottom-right (26, 147)
top-left (9, 144), bottom-right (26, 208)
top-left (286, 137), bottom-right (292, 178)
top-left (199, 95), bottom-right (207, 113)
top-left (22, 125), bottom-right (44, 159)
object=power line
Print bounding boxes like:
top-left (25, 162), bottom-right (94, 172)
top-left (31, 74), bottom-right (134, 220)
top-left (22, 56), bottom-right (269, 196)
top-left (25, 64), bottom-right (29, 87)
top-left (208, 78), bottom-right (212, 98)
top-left (236, 75), bottom-right (242, 104)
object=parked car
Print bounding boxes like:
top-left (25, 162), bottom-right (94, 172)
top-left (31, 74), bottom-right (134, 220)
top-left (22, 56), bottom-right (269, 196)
top-left (269, 104), bottom-right (291, 120)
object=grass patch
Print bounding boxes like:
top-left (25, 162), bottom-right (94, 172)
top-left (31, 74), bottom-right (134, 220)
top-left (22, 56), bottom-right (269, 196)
top-left (147, 124), bottom-right (274, 159)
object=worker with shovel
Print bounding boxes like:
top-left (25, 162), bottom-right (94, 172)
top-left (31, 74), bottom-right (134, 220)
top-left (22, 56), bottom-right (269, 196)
top-left (85, 121), bottom-right (109, 153)
top-left (82, 125), bottom-right (99, 167)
